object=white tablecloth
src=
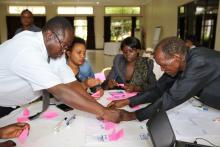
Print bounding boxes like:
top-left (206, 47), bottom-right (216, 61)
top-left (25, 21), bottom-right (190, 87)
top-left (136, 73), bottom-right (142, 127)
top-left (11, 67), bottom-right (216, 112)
top-left (0, 90), bottom-right (220, 147)
top-left (104, 42), bottom-right (121, 56)
top-left (0, 90), bottom-right (152, 147)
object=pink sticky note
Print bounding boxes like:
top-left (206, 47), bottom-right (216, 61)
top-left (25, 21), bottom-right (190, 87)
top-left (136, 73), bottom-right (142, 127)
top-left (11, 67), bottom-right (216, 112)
top-left (91, 91), bottom-right (101, 98)
top-left (124, 92), bottom-right (137, 98)
top-left (107, 96), bottom-right (126, 101)
top-left (17, 117), bottom-right (30, 122)
top-left (18, 127), bottom-right (29, 144)
top-left (95, 72), bottom-right (106, 81)
top-left (131, 105), bottom-right (141, 110)
top-left (42, 111), bottom-right (58, 119)
top-left (23, 108), bottom-right (30, 117)
top-left (108, 129), bottom-right (124, 141)
top-left (103, 121), bottom-right (117, 130)
top-left (107, 97), bottom-right (115, 101)
top-left (117, 83), bottom-right (125, 88)
top-left (109, 91), bottom-right (124, 96)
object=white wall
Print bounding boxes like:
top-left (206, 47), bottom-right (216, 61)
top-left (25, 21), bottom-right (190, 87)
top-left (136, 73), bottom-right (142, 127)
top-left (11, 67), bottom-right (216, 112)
top-left (215, 1), bottom-right (220, 51)
top-left (143, 0), bottom-right (220, 51)
top-left (143, 0), bottom-right (194, 48)
top-left (1, 0), bottom-right (219, 50)
top-left (0, 4), bottom-right (106, 49)
top-left (94, 6), bottom-right (104, 49)
top-left (0, 4), bottom-right (8, 43)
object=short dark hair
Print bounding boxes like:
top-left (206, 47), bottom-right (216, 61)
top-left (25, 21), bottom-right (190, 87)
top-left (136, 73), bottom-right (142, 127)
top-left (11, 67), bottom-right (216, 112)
top-left (120, 37), bottom-right (142, 50)
top-left (185, 35), bottom-right (199, 46)
top-left (42, 16), bottom-right (73, 38)
top-left (155, 37), bottom-right (188, 58)
top-left (21, 9), bottom-right (33, 16)
top-left (65, 37), bottom-right (86, 59)
top-left (67, 36), bottom-right (86, 52)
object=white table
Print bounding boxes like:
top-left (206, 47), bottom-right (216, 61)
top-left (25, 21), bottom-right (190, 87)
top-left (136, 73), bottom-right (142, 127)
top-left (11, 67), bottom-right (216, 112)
top-left (0, 90), bottom-right (152, 147)
top-left (0, 90), bottom-right (220, 147)
top-left (104, 42), bottom-right (121, 56)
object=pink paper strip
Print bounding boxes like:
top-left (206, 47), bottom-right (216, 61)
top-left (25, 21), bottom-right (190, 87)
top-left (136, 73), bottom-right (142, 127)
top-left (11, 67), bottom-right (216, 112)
top-left (108, 129), bottom-right (124, 141)
top-left (23, 108), bottom-right (30, 117)
top-left (18, 127), bottom-right (29, 144)
top-left (131, 105), bottom-right (141, 110)
top-left (17, 117), bottom-right (30, 122)
top-left (124, 92), bottom-right (138, 97)
top-left (91, 91), bottom-right (101, 98)
top-left (107, 92), bottom-right (137, 101)
top-left (117, 83), bottom-right (125, 88)
top-left (42, 111), bottom-right (58, 119)
top-left (95, 72), bottom-right (106, 81)
top-left (103, 121), bottom-right (117, 130)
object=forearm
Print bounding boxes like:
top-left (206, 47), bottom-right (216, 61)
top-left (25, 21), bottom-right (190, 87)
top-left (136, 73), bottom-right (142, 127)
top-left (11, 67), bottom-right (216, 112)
top-left (48, 84), bottom-right (104, 116)
top-left (0, 128), bottom-right (4, 139)
top-left (81, 81), bottom-right (88, 90)
top-left (135, 98), bottom-right (162, 121)
top-left (66, 81), bottom-right (94, 101)
top-left (129, 88), bottom-right (161, 107)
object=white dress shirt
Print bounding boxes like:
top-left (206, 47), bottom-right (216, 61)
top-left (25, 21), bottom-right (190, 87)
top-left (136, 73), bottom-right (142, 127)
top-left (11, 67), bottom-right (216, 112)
top-left (0, 31), bottom-right (76, 107)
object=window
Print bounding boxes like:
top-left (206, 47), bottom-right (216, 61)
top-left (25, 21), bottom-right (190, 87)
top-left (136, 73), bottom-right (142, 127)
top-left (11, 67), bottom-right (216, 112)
top-left (111, 18), bottom-right (132, 41)
top-left (110, 17), bottom-right (141, 41)
top-left (202, 19), bottom-right (214, 41)
top-left (196, 7), bottom-right (205, 15)
top-left (57, 7), bottom-right (93, 15)
top-left (74, 19), bottom-right (87, 41)
top-left (105, 7), bottom-right (140, 15)
top-left (8, 6), bottom-right (45, 14)
top-left (179, 6), bottom-right (185, 14)
top-left (135, 18), bottom-right (141, 40)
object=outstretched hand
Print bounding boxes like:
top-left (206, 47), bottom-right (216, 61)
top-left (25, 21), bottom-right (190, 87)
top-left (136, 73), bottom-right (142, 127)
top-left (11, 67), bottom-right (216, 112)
top-left (85, 78), bottom-right (101, 88)
top-left (108, 80), bottom-right (118, 89)
top-left (107, 99), bottom-right (130, 109)
top-left (0, 123), bottom-right (30, 139)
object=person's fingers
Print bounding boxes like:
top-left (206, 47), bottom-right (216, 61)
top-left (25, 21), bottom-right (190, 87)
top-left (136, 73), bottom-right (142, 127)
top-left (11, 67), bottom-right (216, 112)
top-left (11, 123), bottom-right (26, 127)
top-left (95, 79), bottom-right (102, 84)
top-left (96, 116), bottom-right (103, 120)
top-left (108, 105), bottom-right (116, 109)
top-left (107, 102), bottom-right (115, 108)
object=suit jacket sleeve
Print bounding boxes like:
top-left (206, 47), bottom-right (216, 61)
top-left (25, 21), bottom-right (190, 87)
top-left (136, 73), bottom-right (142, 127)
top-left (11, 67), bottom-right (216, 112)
top-left (129, 73), bottom-right (176, 107)
top-left (134, 54), bottom-right (219, 121)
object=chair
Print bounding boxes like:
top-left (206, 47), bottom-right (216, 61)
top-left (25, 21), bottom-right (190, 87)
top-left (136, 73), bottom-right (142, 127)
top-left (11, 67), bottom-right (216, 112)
top-left (101, 67), bottom-right (112, 78)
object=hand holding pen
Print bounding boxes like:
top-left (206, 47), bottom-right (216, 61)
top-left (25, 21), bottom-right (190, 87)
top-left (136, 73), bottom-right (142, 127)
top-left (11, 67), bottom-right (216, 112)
top-left (84, 78), bottom-right (101, 88)
top-left (108, 79), bottom-right (118, 89)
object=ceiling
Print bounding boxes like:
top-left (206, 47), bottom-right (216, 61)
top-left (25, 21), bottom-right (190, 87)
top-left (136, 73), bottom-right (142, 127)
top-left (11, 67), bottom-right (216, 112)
top-left (0, 0), bottom-right (152, 5)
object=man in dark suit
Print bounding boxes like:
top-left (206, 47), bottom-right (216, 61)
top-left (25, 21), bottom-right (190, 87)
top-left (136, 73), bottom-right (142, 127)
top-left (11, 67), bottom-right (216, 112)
top-left (107, 37), bottom-right (220, 121)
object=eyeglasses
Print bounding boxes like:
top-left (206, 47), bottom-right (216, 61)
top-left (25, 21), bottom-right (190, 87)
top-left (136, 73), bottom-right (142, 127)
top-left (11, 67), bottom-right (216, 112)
top-left (52, 31), bottom-right (70, 53)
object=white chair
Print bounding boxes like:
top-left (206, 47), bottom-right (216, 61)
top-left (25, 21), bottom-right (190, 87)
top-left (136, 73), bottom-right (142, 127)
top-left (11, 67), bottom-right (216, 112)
top-left (101, 67), bottom-right (112, 78)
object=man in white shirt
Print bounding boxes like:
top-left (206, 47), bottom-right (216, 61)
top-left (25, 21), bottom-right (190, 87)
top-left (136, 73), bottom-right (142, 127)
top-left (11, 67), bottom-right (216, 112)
top-left (0, 16), bottom-right (120, 122)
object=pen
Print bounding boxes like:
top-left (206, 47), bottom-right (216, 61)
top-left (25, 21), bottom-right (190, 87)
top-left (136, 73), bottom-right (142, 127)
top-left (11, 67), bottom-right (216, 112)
top-left (65, 114), bottom-right (76, 126)
top-left (54, 117), bottom-right (67, 132)
top-left (113, 70), bottom-right (118, 81)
